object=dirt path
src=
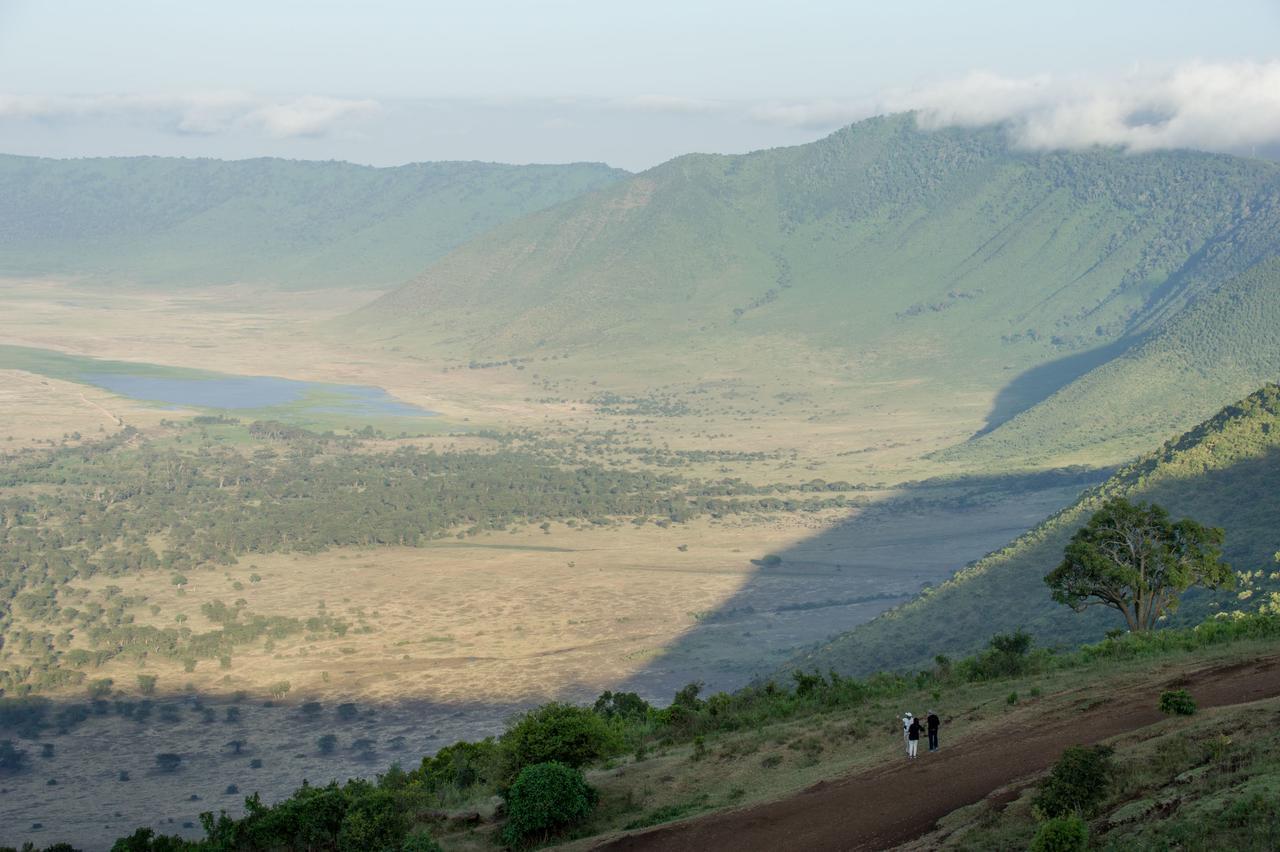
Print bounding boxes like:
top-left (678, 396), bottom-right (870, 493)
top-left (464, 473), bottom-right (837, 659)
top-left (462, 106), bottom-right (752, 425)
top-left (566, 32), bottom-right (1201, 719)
top-left (595, 655), bottom-right (1280, 852)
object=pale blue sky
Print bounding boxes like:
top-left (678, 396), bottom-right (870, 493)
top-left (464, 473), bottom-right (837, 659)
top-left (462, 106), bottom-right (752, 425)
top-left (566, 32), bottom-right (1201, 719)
top-left (2, 0), bottom-right (1278, 168)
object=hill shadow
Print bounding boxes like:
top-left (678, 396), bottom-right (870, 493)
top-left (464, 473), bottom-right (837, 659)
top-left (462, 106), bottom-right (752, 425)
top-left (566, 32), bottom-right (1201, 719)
top-left (611, 467), bottom-right (1107, 700)
top-left (976, 336), bottom-right (1140, 436)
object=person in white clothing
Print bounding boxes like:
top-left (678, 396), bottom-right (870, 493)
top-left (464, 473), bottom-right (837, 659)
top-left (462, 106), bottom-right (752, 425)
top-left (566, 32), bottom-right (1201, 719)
top-left (906, 715), bottom-right (923, 759)
top-left (901, 712), bottom-right (913, 754)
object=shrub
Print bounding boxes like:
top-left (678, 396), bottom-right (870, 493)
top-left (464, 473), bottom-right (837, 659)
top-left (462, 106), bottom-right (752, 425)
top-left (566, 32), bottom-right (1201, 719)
top-left (0, 739), bottom-right (29, 773)
top-left (155, 753), bottom-right (182, 772)
top-left (1030, 813), bottom-right (1088, 852)
top-left (1159, 689), bottom-right (1197, 716)
top-left (136, 674), bottom-right (158, 696)
top-left (412, 739), bottom-right (502, 795)
top-left (401, 829), bottom-right (444, 852)
top-left (318, 734), bottom-right (338, 755)
top-left (592, 690), bottom-right (651, 723)
top-left (501, 762), bottom-right (596, 847)
top-left (334, 786), bottom-right (406, 852)
top-left (1033, 745), bottom-right (1114, 818)
top-left (501, 702), bottom-right (618, 778)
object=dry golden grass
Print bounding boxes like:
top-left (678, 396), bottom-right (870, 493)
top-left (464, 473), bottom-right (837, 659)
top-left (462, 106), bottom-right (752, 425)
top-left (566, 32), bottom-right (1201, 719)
top-left (0, 368), bottom-right (175, 446)
top-left (71, 517), bottom-right (827, 705)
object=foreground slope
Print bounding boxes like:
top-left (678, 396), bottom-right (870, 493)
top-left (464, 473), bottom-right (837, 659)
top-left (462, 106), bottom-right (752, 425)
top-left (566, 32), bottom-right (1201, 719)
top-left (0, 155), bottom-right (625, 288)
top-left (791, 383), bottom-right (1280, 676)
top-left (349, 113), bottom-right (1280, 464)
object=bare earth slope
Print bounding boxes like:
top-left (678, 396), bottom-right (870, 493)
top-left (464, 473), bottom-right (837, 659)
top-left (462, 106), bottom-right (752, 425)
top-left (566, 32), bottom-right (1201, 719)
top-left (595, 655), bottom-right (1280, 852)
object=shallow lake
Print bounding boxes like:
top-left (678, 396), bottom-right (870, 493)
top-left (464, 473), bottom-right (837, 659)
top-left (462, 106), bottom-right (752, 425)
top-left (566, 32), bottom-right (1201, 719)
top-left (0, 344), bottom-right (435, 420)
top-left (81, 372), bottom-right (434, 418)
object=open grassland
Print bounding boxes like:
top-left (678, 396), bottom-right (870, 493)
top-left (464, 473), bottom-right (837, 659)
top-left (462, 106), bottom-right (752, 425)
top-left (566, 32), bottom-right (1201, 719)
top-left (0, 279), bottom-right (1019, 486)
top-left (0, 368), bottom-right (176, 447)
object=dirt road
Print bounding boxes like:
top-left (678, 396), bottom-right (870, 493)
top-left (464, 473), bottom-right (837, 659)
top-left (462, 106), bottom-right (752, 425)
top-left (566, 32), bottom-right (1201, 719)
top-left (596, 655), bottom-right (1280, 852)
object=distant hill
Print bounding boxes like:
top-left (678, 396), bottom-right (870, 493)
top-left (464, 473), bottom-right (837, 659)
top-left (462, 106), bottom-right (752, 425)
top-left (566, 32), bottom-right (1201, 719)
top-left (0, 155), bottom-right (626, 288)
top-left (348, 113), bottom-right (1280, 466)
top-left (788, 383), bottom-right (1280, 676)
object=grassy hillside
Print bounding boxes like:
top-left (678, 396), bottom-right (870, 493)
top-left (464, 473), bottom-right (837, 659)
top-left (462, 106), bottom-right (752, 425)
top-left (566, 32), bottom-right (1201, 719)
top-left (0, 155), bottom-right (625, 289)
top-left (347, 113), bottom-right (1280, 465)
top-left (789, 383), bottom-right (1280, 677)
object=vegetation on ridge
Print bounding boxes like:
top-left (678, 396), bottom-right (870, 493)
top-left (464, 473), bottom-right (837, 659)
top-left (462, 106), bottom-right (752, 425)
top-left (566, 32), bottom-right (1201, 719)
top-left (0, 155), bottom-right (625, 289)
top-left (790, 383), bottom-right (1280, 676)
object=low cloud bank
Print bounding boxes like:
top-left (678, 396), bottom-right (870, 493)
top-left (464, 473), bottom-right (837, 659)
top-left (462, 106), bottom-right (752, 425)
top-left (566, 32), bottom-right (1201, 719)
top-left (2, 61), bottom-right (1278, 162)
top-left (753, 61), bottom-right (1280, 157)
top-left (0, 92), bottom-right (380, 138)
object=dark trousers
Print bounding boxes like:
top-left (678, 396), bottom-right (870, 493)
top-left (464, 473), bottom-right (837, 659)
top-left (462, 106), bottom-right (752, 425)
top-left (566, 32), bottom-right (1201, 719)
top-left (928, 729), bottom-right (939, 751)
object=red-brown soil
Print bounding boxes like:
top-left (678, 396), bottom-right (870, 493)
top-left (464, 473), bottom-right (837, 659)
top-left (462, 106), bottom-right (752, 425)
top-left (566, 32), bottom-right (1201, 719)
top-left (595, 655), bottom-right (1280, 851)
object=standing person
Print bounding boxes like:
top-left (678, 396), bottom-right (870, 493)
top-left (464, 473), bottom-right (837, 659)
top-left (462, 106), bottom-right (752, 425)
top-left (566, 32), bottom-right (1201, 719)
top-left (901, 712), bottom-right (913, 754)
top-left (907, 714), bottom-right (922, 759)
top-left (926, 710), bottom-right (941, 752)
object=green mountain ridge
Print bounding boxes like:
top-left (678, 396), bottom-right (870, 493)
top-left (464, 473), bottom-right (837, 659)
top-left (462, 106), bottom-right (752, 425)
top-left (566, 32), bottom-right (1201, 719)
top-left (0, 154), bottom-right (626, 289)
top-left (348, 113), bottom-right (1280, 465)
top-left (790, 382), bottom-right (1280, 677)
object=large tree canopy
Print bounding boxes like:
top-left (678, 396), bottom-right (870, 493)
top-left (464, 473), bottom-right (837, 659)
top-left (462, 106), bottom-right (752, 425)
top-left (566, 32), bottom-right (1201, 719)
top-left (1045, 498), bottom-right (1231, 632)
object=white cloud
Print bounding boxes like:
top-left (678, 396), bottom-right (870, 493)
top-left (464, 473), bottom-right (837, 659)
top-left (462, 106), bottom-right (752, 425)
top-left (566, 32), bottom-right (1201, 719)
top-left (246, 96), bottom-right (380, 138)
top-left (906, 62), bottom-right (1280, 155)
top-left (0, 91), bottom-right (380, 138)
top-left (746, 61), bottom-right (1280, 157)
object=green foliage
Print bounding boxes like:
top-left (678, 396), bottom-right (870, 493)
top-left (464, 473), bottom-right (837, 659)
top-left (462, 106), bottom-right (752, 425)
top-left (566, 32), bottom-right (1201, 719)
top-left (500, 703), bottom-right (619, 779)
top-left (1030, 814), bottom-right (1089, 852)
top-left (400, 830), bottom-right (444, 852)
top-left (0, 155), bottom-right (624, 289)
top-left (410, 739), bottom-right (502, 800)
top-left (1159, 689), bottom-right (1197, 716)
top-left (1047, 499), bottom-right (1231, 631)
top-left (592, 690), bottom-right (651, 723)
top-left (800, 385), bottom-right (1280, 676)
top-left (136, 674), bottom-right (157, 696)
top-left (0, 738), bottom-right (28, 773)
top-left (0, 422), bottom-right (836, 694)
top-left (501, 762), bottom-right (597, 848)
top-left (1033, 745), bottom-right (1115, 818)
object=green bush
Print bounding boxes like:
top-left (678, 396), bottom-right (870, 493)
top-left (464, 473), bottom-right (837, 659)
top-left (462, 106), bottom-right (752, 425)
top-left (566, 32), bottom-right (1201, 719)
top-left (1033, 745), bottom-right (1114, 818)
top-left (0, 739), bottom-right (27, 773)
top-left (1030, 813), bottom-right (1088, 852)
top-left (400, 829), bottom-right (444, 851)
top-left (501, 703), bottom-right (618, 778)
top-left (1159, 689), bottom-right (1197, 716)
top-left (501, 761), bottom-right (596, 847)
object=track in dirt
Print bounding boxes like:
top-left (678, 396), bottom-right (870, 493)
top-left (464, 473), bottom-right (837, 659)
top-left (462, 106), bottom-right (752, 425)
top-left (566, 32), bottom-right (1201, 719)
top-left (595, 655), bottom-right (1280, 852)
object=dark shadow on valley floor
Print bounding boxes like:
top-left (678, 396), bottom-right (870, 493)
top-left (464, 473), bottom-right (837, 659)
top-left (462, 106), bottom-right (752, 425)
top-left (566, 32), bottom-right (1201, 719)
top-left (611, 467), bottom-right (1107, 701)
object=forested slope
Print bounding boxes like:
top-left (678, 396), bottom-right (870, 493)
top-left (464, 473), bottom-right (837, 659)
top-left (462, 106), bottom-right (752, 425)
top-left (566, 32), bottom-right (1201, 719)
top-left (789, 383), bottom-right (1280, 676)
top-left (0, 155), bottom-right (624, 288)
top-left (349, 113), bottom-right (1280, 465)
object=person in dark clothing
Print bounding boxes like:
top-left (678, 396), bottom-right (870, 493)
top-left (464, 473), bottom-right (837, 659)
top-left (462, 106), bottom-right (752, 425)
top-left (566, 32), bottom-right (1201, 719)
top-left (926, 710), bottom-right (941, 752)
top-left (906, 714), bottom-right (922, 758)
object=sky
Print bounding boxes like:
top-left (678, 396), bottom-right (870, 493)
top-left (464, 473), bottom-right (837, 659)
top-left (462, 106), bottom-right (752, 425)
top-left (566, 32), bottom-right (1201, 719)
top-left (2, 0), bottom-right (1279, 170)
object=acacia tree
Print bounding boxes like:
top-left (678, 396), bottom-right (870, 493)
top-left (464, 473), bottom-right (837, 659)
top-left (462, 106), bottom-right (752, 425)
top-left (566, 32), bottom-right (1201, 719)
top-left (1045, 499), bottom-right (1231, 632)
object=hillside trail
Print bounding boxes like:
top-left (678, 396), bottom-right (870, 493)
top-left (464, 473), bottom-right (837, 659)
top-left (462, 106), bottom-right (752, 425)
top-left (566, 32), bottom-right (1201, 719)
top-left (595, 654), bottom-right (1280, 852)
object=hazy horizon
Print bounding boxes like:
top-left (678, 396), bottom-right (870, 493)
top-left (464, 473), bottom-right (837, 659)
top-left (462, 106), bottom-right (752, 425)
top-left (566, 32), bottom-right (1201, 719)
top-left (3, 0), bottom-right (1279, 170)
